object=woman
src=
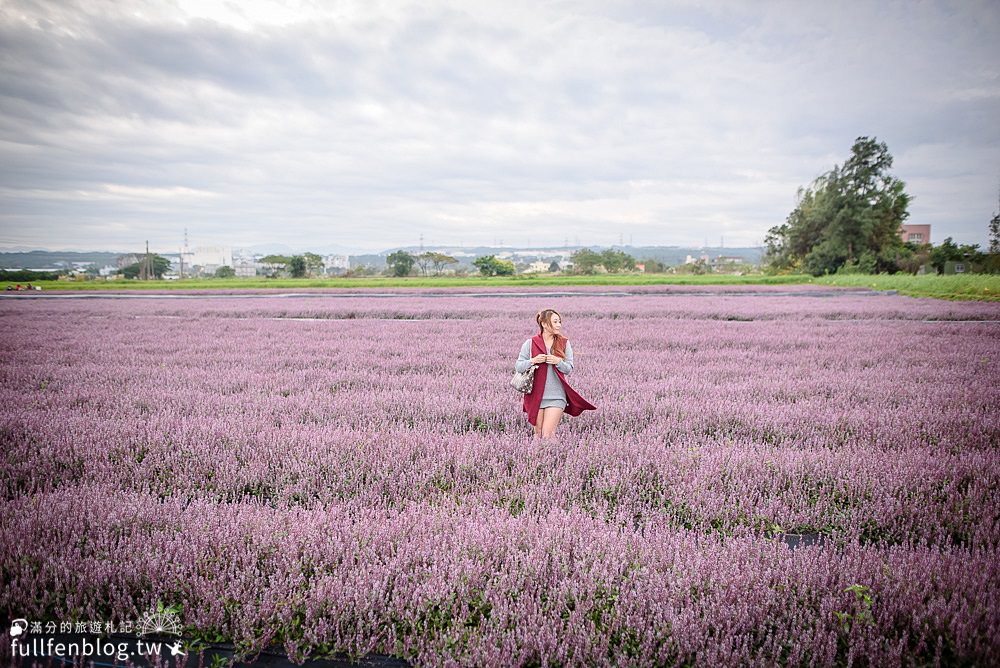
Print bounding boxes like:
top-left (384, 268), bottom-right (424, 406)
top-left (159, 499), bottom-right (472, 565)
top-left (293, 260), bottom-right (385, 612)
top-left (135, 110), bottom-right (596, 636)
top-left (514, 309), bottom-right (597, 440)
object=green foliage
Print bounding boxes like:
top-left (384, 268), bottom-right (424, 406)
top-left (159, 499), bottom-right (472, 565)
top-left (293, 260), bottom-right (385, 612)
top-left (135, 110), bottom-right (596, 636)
top-left (766, 136), bottom-right (911, 276)
top-left (415, 252), bottom-right (459, 276)
top-left (430, 252), bottom-right (459, 275)
top-left (814, 273), bottom-right (1000, 300)
top-left (302, 252), bottom-right (324, 275)
top-left (259, 255), bottom-right (291, 265)
top-left (570, 248), bottom-right (637, 273)
top-left (989, 212), bottom-right (1000, 255)
top-left (214, 265), bottom-right (235, 278)
top-left (835, 250), bottom-right (877, 275)
top-left (288, 255), bottom-right (307, 278)
top-left (0, 269), bottom-right (60, 281)
top-left (414, 252), bottom-right (433, 276)
top-left (833, 584), bottom-right (875, 634)
top-left (599, 249), bottom-right (636, 272)
top-left (547, 260), bottom-right (561, 272)
top-left (640, 258), bottom-right (667, 273)
top-left (569, 248), bottom-right (603, 274)
top-left (892, 242), bottom-right (931, 275)
top-left (472, 255), bottom-right (515, 276)
top-left (929, 237), bottom-right (984, 274)
top-left (386, 250), bottom-right (416, 277)
top-left (122, 254), bottom-right (171, 279)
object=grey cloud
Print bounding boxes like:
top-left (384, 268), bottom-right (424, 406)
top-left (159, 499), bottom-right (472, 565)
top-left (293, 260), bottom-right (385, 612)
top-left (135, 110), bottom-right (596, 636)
top-left (1, 0), bottom-right (998, 252)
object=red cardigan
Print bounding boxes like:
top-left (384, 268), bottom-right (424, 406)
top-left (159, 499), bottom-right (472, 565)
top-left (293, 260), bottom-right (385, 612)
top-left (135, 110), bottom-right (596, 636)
top-left (522, 334), bottom-right (597, 426)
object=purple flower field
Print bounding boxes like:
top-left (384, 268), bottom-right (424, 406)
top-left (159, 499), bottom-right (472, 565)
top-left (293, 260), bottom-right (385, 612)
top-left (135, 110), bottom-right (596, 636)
top-left (2, 288), bottom-right (999, 667)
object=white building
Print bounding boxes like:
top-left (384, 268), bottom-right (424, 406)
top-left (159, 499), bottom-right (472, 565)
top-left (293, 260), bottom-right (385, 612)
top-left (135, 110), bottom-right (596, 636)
top-left (522, 260), bottom-right (551, 274)
top-left (182, 246), bottom-right (233, 275)
top-left (232, 248), bottom-right (257, 277)
top-left (323, 254), bottom-right (350, 272)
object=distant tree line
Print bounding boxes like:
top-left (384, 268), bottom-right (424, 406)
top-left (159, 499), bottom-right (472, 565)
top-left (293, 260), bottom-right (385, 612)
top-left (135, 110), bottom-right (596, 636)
top-left (386, 251), bottom-right (462, 277)
top-left (260, 253), bottom-right (324, 278)
top-left (567, 248), bottom-right (637, 274)
top-left (0, 269), bottom-right (60, 281)
top-left (383, 247), bottom-right (751, 277)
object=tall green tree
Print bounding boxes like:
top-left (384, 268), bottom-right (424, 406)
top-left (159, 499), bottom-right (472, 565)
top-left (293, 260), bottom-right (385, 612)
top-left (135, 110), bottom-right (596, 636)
top-left (989, 212), bottom-right (999, 255)
top-left (569, 248), bottom-right (603, 274)
top-left (122, 254), bottom-right (171, 279)
top-left (303, 252), bottom-right (325, 275)
top-left (415, 252), bottom-right (435, 276)
top-left (386, 251), bottom-right (415, 277)
top-left (600, 249), bottom-right (637, 272)
top-left (472, 255), bottom-right (515, 276)
top-left (764, 137), bottom-right (911, 276)
top-left (640, 258), bottom-right (666, 273)
top-left (430, 252), bottom-right (459, 275)
top-left (288, 255), bottom-right (307, 278)
top-left (986, 212), bottom-right (1000, 274)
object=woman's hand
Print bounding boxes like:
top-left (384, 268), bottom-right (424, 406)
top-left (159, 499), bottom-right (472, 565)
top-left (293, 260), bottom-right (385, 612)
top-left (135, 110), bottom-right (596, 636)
top-left (530, 354), bottom-right (547, 364)
top-left (544, 354), bottom-right (562, 364)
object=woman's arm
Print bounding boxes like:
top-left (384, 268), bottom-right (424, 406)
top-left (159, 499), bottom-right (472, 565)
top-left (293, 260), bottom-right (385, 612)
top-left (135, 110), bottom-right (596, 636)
top-left (555, 340), bottom-right (574, 374)
top-left (514, 339), bottom-right (535, 373)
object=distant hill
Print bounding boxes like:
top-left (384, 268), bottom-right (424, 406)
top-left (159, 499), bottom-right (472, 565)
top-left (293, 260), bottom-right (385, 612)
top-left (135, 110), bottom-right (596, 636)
top-left (0, 250), bottom-right (127, 269)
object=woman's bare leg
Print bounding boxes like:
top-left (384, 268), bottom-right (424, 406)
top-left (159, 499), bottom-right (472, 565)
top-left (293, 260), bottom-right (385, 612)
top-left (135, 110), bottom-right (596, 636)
top-left (532, 413), bottom-right (543, 439)
top-left (540, 406), bottom-right (564, 439)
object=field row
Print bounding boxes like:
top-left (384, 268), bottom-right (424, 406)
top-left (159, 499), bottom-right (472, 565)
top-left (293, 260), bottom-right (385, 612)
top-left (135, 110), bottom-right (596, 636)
top-left (2, 293), bottom-right (999, 666)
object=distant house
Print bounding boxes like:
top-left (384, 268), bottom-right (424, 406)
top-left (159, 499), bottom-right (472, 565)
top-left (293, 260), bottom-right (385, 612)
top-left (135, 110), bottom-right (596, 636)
top-left (181, 246), bottom-right (233, 276)
top-left (522, 260), bottom-right (551, 274)
top-left (899, 224), bottom-right (931, 245)
top-left (685, 254), bottom-right (710, 265)
top-left (231, 249), bottom-right (256, 277)
top-left (943, 259), bottom-right (983, 274)
top-left (324, 255), bottom-right (350, 273)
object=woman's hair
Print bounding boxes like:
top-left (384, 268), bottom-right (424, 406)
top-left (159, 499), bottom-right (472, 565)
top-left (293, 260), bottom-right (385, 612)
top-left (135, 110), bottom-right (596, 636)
top-left (536, 309), bottom-right (567, 359)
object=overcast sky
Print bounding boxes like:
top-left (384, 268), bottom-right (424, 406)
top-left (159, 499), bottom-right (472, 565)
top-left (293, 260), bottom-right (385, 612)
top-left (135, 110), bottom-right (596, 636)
top-left (1, 0), bottom-right (998, 254)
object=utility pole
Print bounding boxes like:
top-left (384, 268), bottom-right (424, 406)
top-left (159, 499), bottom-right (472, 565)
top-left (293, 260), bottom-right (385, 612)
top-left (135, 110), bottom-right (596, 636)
top-left (181, 228), bottom-right (189, 279)
top-left (139, 240), bottom-right (151, 280)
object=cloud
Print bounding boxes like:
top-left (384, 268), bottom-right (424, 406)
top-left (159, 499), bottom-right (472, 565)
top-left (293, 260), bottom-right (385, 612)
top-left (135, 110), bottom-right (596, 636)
top-left (1, 0), bottom-right (998, 252)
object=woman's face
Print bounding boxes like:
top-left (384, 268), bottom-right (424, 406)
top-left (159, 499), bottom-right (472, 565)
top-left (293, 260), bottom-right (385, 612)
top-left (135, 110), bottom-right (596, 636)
top-left (544, 313), bottom-right (562, 335)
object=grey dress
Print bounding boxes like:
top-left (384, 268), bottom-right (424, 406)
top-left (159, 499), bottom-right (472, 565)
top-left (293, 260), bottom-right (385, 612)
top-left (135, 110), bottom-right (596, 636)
top-left (515, 338), bottom-right (575, 409)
